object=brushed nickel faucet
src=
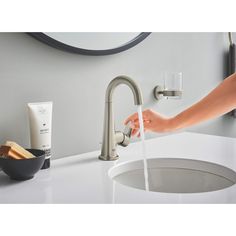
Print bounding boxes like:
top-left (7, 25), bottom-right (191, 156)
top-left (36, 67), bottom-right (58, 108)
top-left (99, 75), bottom-right (143, 161)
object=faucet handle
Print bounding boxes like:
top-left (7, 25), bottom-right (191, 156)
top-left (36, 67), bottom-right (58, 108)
top-left (115, 123), bottom-right (133, 147)
top-left (123, 122), bottom-right (133, 138)
top-left (118, 123), bottom-right (133, 147)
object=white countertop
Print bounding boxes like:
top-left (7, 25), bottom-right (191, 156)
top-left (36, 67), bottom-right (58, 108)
top-left (1, 132), bottom-right (236, 203)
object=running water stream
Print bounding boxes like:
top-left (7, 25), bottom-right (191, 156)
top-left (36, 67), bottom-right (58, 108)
top-left (137, 105), bottom-right (150, 191)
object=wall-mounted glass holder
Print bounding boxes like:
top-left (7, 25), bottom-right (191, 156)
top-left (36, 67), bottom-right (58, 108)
top-left (153, 72), bottom-right (183, 100)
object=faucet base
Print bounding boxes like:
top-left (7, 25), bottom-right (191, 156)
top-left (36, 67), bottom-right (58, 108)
top-left (98, 155), bottom-right (119, 161)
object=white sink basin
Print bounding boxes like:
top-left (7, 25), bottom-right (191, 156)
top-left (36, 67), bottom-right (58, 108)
top-left (109, 158), bottom-right (236, 193)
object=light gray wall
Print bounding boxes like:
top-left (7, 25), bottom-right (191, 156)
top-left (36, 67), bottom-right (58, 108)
top-left (0, 32), bottom-right (235, 160)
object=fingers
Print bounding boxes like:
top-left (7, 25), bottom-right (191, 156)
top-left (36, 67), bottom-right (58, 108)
top-left (129, 119), bottom-right (151, 130)
top-left (137, 128), bottom-right (147, 138)
top-left (144, 119), bottom-right (151, 124)
top-left (129, 120), bottom-right (151, 138)
top-left (125, 109), bottom-right (152, 137)
top-left (131, 128), bottom-right (139, 136)
top-left (132, 127), bottom-right (148, 138)
top-left (124, 109), bottom-right (151, 125)
top-left (124, 112), bottom-right (138, 125)
top-left (131, 127), bottom-right (141, 137)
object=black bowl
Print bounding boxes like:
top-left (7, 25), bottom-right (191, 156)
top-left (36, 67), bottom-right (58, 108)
top-left (0, 149), bottom-right (45, 181)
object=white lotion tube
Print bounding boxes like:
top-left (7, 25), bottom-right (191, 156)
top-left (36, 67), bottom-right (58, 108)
top-left (27, 102), bottom-right (53, 169)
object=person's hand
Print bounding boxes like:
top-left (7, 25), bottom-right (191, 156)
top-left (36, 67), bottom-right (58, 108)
top-left (124, 109), bottom-right (174, 136)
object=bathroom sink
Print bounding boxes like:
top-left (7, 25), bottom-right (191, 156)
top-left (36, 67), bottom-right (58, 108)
top-left (109, 158), bottom-right (236, 193)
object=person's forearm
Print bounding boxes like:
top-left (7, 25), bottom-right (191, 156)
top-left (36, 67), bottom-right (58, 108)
top-left (170, 73), bottom-right (236, 131)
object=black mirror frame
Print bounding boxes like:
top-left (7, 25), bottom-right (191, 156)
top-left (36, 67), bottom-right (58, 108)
top-left (28, 32), bottom-right (151, 56)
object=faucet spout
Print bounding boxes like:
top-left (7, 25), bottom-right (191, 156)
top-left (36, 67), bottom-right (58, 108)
top-left (99, 75), bottom-right (143, 161)
top-left (105, 75), bottom-right (143, 105)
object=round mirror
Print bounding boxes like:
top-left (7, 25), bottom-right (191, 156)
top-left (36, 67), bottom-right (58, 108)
top-left (28, 32), bottom-right (151, 55)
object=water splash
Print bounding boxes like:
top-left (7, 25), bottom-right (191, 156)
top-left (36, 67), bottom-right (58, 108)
top-left (137, 105), bottom-right (150, 191)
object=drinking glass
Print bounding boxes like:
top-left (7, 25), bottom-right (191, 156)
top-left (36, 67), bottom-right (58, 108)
top-left (163, 72), bottom-right (183, 99)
